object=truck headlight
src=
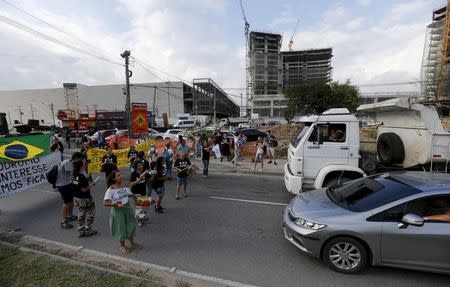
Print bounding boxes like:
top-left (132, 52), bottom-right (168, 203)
top-left (294, 218), bottom-right (326, 230)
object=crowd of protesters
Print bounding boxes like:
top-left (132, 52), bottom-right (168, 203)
top-left (52, 126), bottom-right (278, 254)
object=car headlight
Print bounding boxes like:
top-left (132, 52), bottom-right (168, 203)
top-left (294, 218), bottom-right (326, 230)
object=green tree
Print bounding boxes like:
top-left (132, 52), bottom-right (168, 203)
top-left (284, 80), bottom-right (359, 120)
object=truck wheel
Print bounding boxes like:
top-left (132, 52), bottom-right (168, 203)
top-left (377, 133), bottom-right (405, 165)
top-left (324, 176), bottom-right (352, 188)
top-left (322, 237), bottom-right (369, 274)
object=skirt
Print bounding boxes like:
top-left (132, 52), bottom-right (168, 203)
top-left (109, 202), bottom-right (137, 241)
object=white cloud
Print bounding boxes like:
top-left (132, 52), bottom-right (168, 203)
top-left (357, 0), bottom-right (371, 7)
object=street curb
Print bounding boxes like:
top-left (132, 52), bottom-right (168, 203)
top-left (9, 234), bottom-right (258, 287)
top-left (195, 160), bottom-right (284, 177)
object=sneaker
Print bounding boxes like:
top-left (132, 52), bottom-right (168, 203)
top-left (267, 161), bottom-right (272, 164)
top-left (259, 169), bottom-right (263, 172)
top-left (176, 197), bottom-right (180, 200)
top-left (77, 230), bottom-right (85, 237)
top-left (60, 221), bottom-right (73, 229)
top-left (274, 162), bottom-right (277, 166)
top-left (67, 215), bottom-right (77, 221)
top-left (84, 228), bottom-right (98, 236)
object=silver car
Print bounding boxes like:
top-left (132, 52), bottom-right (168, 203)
top-left (282, 171), bottom-right (450, 274)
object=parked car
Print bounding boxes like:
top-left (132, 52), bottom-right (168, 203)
top-left (89, 129), bottom-right (115, 146)
top-left (149, 128), bottom-right (164, 140)
top-left (283, 171), bottom-right (450, 274)
top-left (163, 129), bottom-right (193, 140)
top-left (238, 128), bottom-right (267, 141)
top-left (105, 129), bottom-right (128, 146)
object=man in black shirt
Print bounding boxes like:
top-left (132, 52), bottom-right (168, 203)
top-left (201, 141), bottom-right (211, 176)
top-left (174, 152), bottom-right (191, 199)
top-left (101, 146), bottom-right (118, 181)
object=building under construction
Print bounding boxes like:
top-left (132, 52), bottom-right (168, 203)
top-left (421, 3), bottom-right (450, 103)
top-left (248, 31), bottom-right (333, 117)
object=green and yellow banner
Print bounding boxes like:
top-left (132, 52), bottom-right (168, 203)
top-left (0, 134), bottom-right (52, 162)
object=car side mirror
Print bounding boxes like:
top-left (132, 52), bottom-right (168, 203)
top-left (398, 213), bottom-right (424, 229)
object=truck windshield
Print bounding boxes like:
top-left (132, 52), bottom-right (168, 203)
top-left (291, 123), bottom-right (311, 148)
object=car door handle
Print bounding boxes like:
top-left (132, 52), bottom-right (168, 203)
top-left (340, 147), bottom-right (349, 150)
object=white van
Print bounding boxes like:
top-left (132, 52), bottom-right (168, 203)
top-left (173, 120), bottom-right (195, 129)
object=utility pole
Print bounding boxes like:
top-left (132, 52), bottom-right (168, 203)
top-left (213, 90), bottom-right (217, 126)
top-left (167, 81), bottom-right (171, 117)
top-left (30, 104), bottom-right (35, 119)
top-left (18, 106), bottom-right (23, 123)
top-left (153, 86), bottom-right (157, 127)
top-left (50, 103), bottom-right (56, 125)
top-left (121, 50), bottom-right (132, 138)
top-left (240, 93), bottom-right (243, 117)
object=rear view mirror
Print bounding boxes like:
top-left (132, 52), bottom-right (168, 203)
top-left (398, 213), bottom-right (424, 229)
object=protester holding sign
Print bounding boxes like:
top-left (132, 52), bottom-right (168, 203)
top-left (103, 170), bottom-right (141, 255)
top-left (56, 152), bottom-right (84, 229)
top-left (101, 147), bottom-right (118, 182)
top-left (72, 160), bottom-right (97, 237)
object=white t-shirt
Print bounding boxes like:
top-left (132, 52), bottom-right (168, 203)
top-left (104, 187), bottom-right (131, 205)
top-left (256, 142), bottom-right (264, 155)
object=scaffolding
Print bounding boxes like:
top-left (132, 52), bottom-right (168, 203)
top-left (421, 3), bottom-right (450, 103)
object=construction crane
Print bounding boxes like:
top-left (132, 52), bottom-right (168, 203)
top-left (240, 0), bottom-right (251, 116)
top-left (288, 20), bottom-right (300, 51)
top-left (240, 0), bottom-right (250, 49)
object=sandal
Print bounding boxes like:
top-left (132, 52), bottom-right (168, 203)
top-left (119, 246), bottom-right (129, 254)
top-left (131, 242), bottom-right (143, 250)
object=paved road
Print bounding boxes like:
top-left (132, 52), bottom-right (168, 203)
top-left (0, 163), bottom-right (449, 287)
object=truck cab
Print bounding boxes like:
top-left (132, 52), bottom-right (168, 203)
top-left (284, 108), bottom-right (365, 194)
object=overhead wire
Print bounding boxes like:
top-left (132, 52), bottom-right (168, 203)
top-left (0, 0), bottom-right (120, 63)
top-left (0, 14), bottom-right (124, 66)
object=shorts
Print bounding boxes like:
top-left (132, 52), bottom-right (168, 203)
top-left (153, 186), bottom-right (165, 196)
top-left (255, 153), bottom-right (263, 159)
top-left (177, 177), bottom-right (188, 186)
top-left (268, 147), bottom-right (275, 155)
top-left (57, 184), bottom-right (75, 204)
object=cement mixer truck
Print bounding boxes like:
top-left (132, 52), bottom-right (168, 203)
top-left (284, 98), bottom-right (450, 194)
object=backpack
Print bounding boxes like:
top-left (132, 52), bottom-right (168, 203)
top-left (46, 165), bottom-right (58, 188)
top-left (163, 147), bottom-right (171, 161)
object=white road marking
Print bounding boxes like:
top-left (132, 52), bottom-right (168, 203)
top-left (210, 196), bottom-right (287, 206)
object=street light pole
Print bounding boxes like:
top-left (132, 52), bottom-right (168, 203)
top-left (121, 50), bottom-right (132, 138)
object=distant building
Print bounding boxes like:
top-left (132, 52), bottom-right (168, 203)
top-left (248, 31), bottom-right (333, 118)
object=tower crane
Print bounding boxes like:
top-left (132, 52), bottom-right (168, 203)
top-left (240, 0), bottom-right (251, 116)
top-left (288, 20), bottom-right (300, 51)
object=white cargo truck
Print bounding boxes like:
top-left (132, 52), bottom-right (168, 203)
top-left (284, 98), bottom-right (450, 194)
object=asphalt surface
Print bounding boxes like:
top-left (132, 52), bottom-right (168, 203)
top-left (0, 162), bottom-right (449, 287)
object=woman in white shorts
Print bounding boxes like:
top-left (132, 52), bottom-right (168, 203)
top-left (253, 137), bottom-right (265, 172)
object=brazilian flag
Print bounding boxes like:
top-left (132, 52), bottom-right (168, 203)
top-left (0, 133), bottom-right (52, 162)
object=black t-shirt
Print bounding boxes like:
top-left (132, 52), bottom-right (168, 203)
top-left (130, 171), bottom-right (147, 196)
top-left (73, 173), bottom-right (91, 198)
top-left (127, 150), bottom-right (138, 165)
top-left (102, 154), bottom-right (118, 174)
top-left (151, 168), bottom-right (165, 189)
top-left (202, 146), bottom-right (210, 161)
top-left (174, 158), bottom-right (191, 178)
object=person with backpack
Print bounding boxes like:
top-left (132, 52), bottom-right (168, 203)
top-left (72, 159), bottom-right (97, 237)
top-left (162, 142), bottom-right (173, 176)
top-left (266, 130), bottom-right (278, 165)
top-left (55, 152), bottom-right (84, 229)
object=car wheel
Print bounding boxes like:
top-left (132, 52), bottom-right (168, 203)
top-left (322, 237), bottom-right (368, 274)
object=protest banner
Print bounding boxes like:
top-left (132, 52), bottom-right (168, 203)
top-left (87, 140), bottom-right (154, 173)
top-left (0, 133), bottom-right (52, 162)
top-left (132, 103), bottom-right (148, 135)
top-left (0, 151), bottom-right (60, 198)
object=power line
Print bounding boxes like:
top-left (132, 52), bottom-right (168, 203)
top-left (133, 57), bottom-right (190, 84)
top-left (0, 0), bottom-right (120, 62)
top-left (0, 14), bottom-right (123, 66)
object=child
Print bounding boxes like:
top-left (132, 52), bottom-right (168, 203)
top-left (162, 142), bottom-right (173, 176)
top-left (151, 157), bottom-right (170, 213)
top-left (174, 152), bottom-right (191, 199)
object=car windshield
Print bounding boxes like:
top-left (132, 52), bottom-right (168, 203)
top-left (327, 175), bottom-right (422, 212)
top-left (291, 123), bottom-right (310, 148)
top-left (169, 130), bottom-right (180, 134)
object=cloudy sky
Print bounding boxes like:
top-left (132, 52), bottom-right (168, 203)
top-left (0, 0), bottom-right (446, 97)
